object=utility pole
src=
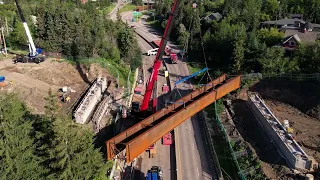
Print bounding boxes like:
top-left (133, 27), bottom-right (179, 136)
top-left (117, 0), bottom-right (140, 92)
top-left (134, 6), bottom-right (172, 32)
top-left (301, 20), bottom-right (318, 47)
top-left (1, 27), bottom-right (7, 57)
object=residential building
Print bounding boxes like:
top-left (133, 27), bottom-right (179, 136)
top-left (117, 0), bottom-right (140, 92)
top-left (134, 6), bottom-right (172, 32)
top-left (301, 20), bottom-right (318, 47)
top-left (261, 18), bottom-right (320, 51)
top-left (204, 12), bottom-right (222, 22)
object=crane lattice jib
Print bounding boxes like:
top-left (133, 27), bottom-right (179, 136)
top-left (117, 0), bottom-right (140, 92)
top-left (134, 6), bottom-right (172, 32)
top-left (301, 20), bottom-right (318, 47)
top-left (140, 0), bottom-right (182, 112)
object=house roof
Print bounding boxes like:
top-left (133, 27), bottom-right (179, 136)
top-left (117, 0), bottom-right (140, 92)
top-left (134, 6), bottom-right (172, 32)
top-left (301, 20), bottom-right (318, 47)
top-left (261, 19), bottom-right (306, 26)
top-left (283, 34), bottom-right (301, 44)
top-left (204, 12), bottom-right (222, 21)
top-left (284, 29), bottom-right (320, 43)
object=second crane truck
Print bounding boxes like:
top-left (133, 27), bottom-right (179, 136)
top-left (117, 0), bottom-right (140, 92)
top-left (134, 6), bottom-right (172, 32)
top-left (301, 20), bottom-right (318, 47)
top-left (14, 0), bottom-right (45, 64)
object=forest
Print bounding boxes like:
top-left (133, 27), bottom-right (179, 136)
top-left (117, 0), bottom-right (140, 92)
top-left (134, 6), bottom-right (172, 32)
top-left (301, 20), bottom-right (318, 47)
top-left (152, 0), bottom-right (320, 75)
top-left (0, 91), bottom-right (113, 179)
top-left (0, 0), bottom-right (139, 179)
top-left (0, 0), bottom-right (142, 70)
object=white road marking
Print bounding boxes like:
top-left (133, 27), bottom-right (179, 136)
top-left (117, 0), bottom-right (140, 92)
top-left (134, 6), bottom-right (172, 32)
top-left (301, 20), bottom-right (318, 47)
top-left (197, 166), bottom-right (199, 177)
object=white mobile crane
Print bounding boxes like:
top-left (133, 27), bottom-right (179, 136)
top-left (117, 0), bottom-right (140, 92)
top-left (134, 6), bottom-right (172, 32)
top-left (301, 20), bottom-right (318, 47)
top-left (13, 0), bottom-right (45, 64)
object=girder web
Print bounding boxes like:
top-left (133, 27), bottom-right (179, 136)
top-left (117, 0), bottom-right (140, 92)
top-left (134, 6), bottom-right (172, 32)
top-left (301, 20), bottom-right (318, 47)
top-left (106, 75), bottom-right (241, 162)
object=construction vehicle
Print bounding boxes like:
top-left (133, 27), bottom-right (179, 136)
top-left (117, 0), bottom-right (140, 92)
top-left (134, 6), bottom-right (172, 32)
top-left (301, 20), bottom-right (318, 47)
top-left (146, 166), bottom-right (163, 180)
top-left (162, 84), bottom-right (169, 93)
top-left (140, 0), bottom-right (182, 114)
top-left (13, 0), bottom-right (45, 64)
top-left (147, 48), bottom-right (159, 56)
top-left (170, 53), bottom-right (178, 64)
top-left (146, 143), bottom-right (156, 158)
top-left (162, 132), bottom-right (172, 145)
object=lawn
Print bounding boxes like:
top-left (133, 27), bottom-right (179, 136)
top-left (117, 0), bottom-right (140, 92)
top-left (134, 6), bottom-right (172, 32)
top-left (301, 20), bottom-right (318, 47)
top-left (104, 3), bottom-right (116, 14)
top-left (119, 3), bottom-right (136, 13)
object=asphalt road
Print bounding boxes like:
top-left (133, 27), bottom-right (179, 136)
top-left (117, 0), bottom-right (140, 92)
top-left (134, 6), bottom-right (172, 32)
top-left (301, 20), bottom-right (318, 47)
top-left (134, 31), bottom-right (175, 180)
top-left (121, 11), bottom-right (216, 180)
top-left (108, 0), bottom-right (125, 21)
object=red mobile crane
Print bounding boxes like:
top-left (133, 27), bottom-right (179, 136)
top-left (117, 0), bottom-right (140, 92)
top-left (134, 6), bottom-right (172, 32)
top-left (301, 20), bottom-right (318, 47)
top-left (140, 0), bottom-right (183, 113)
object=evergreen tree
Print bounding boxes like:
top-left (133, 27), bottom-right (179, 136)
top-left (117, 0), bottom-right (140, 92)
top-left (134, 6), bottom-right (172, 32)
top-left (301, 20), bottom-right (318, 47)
top-left (46, 116), bottom-right (108, 180)
top-left (0, 94), bottom-right (47, 180)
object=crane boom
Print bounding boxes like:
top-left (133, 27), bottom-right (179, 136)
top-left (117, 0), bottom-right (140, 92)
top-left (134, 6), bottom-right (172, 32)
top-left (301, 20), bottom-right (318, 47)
top-left (140, 0), bottom-right (182, 112)
top-left (15, 0), bottom-right (37, 57)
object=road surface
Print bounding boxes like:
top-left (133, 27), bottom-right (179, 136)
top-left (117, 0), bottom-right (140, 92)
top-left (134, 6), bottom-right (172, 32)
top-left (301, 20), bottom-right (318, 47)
top-left (121, 10), bottom-right (217, 180)
top-left (108, 0), bottom-right (126, 21)
top-left (134, 31), bottom-right (174, 180)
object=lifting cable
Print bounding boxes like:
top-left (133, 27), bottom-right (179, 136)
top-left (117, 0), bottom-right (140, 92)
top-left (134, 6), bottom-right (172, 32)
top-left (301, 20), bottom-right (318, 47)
top-left (162, 2), bottom-right (214, 107)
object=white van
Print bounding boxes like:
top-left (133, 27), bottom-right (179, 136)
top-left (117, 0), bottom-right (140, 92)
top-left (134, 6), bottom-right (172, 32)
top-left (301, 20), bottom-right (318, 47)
top-left (147, 48), bottom-right (159, 56)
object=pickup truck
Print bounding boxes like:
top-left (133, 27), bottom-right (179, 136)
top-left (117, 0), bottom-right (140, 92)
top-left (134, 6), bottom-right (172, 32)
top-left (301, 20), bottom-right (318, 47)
top-left (146, 166), bottom-right (163, 180)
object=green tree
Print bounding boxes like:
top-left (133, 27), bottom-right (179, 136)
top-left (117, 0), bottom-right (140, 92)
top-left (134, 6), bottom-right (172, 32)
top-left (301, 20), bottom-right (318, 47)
top-left (8, 16), bottom-right (28, 48)
top-left (257, 28), bottom-right (284, 46)
top-left (177, 23), bottom-right (190, 47)
top-left (263, 0), bottom-right (280, 19)
top-left (0, 94), bottom-right (48, 179)
top-left (46, 116), bottom-right (108, 180)
top-left (258, 47), bottom-right (299, 74)
top-left (293, 41), bottom-right (320, 73)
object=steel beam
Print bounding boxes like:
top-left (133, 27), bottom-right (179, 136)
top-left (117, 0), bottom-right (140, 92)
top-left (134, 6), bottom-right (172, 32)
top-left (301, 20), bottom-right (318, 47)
top-left (125, 76), bottom-right (241, 162)
top-left (106, 74), bottom-right (228, 160)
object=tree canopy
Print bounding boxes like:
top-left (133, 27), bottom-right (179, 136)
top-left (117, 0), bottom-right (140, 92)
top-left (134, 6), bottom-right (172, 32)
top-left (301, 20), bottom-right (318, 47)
top-left (153, 0), bottom-right (320, 74)
top-left (0, 92), bottom-right (110, 180)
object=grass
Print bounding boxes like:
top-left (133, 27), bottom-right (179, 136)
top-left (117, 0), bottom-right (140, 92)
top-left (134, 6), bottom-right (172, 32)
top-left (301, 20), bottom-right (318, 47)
top-left (205, 104), bottom-right (240, 180)
top-left (104, 3), bottom-right (116, 14)
top-left (65, 57), bottom-right (134, 87)
top-left (0, 48), bottom-right (28, 60)
top-left (119, 3), bottom-right (136, 13)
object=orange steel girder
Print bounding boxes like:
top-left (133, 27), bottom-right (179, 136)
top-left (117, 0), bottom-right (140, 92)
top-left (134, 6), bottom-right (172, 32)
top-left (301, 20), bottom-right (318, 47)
top-left (106, 74), bottom-right (227, 160)
top-left (125, 76), bottom-right (241, 162)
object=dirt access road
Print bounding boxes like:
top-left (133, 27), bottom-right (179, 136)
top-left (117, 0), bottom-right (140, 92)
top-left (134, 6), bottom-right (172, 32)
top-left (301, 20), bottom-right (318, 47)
top-left (0, 58), bottom-right (109, 114)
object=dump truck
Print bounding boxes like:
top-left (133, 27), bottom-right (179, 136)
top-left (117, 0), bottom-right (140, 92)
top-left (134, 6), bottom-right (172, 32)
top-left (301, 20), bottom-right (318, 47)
top-left (146, 166), bottom-right (163, 180)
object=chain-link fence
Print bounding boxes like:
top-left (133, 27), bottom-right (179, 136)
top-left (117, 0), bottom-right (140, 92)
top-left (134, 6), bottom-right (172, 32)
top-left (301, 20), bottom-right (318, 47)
top-left (214, 114), bottom-right (246, 180)
top-left (229, 73), bottom-right (320, 81)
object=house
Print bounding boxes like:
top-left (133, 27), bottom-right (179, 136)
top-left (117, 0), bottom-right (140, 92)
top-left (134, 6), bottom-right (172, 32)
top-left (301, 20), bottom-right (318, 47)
top-left (204, 12), bottom-right (222, 22)
top-left (261, 18), bottom-right (320, 51)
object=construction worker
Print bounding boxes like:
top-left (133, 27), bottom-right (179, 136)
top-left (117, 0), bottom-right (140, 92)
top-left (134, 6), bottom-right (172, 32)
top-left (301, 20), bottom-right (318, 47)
top-left (9, 80), bottom-right (15, 86)
top-left (66, 96), bottom-right (71, 103)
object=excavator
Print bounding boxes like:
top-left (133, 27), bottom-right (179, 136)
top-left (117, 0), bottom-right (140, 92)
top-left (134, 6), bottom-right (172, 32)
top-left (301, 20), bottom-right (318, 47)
top-left (13, 0), bottom-right (45, 64)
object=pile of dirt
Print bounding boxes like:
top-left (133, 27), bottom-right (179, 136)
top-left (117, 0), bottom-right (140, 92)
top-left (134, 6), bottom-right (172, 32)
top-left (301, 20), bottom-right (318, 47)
top-left (26, 61), bottom-right (85, 86)
top-left (265, 100), bottom-right (320, 163)
top-left (0, 58), bottom-right (116, 114)
top-left (250, 79), bottom-right (320, 119)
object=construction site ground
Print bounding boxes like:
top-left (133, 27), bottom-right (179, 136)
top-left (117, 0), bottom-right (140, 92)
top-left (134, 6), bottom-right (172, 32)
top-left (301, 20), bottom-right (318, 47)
top-left (0, 58), bottom-right (119, 114)
top-left (230, 79), bottom-right (320, 179)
